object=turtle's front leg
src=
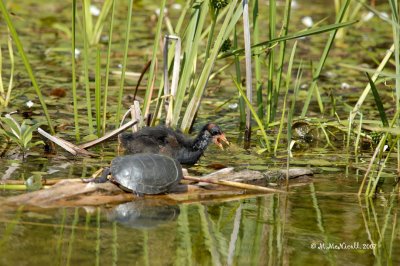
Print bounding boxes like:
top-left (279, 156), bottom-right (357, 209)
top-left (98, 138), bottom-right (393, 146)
top-left (82, 167), bottom-right (110, 183)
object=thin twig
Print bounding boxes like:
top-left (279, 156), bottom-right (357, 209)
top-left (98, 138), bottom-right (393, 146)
top-left (37, 120), bottom-right (138, 156)
top-left (183, 175), bottom-right (284, 193)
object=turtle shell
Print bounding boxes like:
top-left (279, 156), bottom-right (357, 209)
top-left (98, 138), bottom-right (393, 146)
top-left (109, 154), bottom-right (182, 195)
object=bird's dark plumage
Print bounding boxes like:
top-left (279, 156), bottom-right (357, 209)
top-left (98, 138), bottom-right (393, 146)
top-left (119, 123), bottom-right (228, 165)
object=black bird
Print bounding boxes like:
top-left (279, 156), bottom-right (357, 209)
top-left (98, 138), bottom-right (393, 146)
top-left (118, 123), bottom-right (229, 165)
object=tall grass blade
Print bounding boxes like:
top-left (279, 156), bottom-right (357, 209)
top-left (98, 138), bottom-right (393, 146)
top-left (172, 2), bottom-right (209, 127)
top-left (4, 32), bottom-right (14, 107)
top-left (205, 7), bottom-right (219, 60)
top-left (164, 35), bottom-right (181, 126)
top-left (220, 21), bottom-right (357, 59)
top-left (274, 41), bottom-right (297, 154)
top-left (274, 0), bottom-right (292, 122)
top-left (83, 0), bottom-right (93, 42)
top-left (243, 0), bottom-right (253, 142)
top-left (287, 62), bottom-right (302, 178)
top-left (151, 1), bottom-right (190, 126)
top-left (0, 43), bottom-right (4, 100)
top-left (91, 0), bottom-right (113, 45)
top-left (389, 0), bottom-right (400, 173)
top-left (359, 108), bottom-right (400, 196)
top-left (371, 136), bottom-right (398, 196)
top-left (350, 44), bottom-right (394, 122)
top-left (0, 1), bottom-right (54, 134)
top-left (115, 0), bottom-right (134, 127)
top-left (266, 0), bottom-right (276, 124)
top-left (0, 31), bottom-right (14, 107)
top-left (234, 78), bottom-right (270, 150)
top-left (367, 72), bottom-right (388, 127)
top-left (233, 27), bottom-right (245, 126)
top-left (181, 1), bottom-right (242, 132)
top-left (253, 0), bottom-right (263, 119)
top-left (71, 0), bottom-right (80, 140)
top-left (82, 3), bottom-right (94, 134)
top-left (141, 0), bottom-right (167, 121)
top-left (102, 0), bottom-right (115, 135)
top-left (95, 47), bottom-right (101, 136)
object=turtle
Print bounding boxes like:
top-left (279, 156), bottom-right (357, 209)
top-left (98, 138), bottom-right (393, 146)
top-left (87, 153), bottom-right (183, 195)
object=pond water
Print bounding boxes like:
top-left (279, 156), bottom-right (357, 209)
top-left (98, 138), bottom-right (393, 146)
top-left (0, 0), bottom-right (399, 265)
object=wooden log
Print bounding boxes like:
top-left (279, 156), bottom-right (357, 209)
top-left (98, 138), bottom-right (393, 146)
top-left (2, 179), bottom-right (268, 209)
top-left (183, 176), bottom-right (285, 193)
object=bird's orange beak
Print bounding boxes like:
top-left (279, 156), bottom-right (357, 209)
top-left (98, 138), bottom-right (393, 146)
top-left (213, 133), bottom-right (230, 150)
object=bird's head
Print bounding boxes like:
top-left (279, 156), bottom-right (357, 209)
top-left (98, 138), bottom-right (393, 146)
top-left (205, 123), bottom-right (230, 150)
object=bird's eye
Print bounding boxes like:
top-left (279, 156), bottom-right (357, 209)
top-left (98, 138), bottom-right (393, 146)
top-left (210, 127), bottom-right (222, 136)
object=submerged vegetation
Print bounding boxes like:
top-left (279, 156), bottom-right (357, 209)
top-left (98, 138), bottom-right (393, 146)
top-left (0, 0), bottom-right (399, 264)
top-left (0, 113), bottom-right (43, 157)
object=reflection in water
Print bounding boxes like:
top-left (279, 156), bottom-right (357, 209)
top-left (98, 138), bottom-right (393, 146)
top-left (0, 186), bottom-right (399, 265)
top-left (107, 201), bottom-right (180, 229)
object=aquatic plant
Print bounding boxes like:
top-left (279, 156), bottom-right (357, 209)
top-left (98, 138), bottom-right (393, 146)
top-left (0, 113), bottom-right (44, 157)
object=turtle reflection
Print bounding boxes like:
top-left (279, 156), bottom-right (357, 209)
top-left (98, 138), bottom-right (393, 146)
top-left (107, 201), bottom-right (180, 229)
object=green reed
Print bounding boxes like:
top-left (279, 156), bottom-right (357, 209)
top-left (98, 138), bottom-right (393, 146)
top-left (389, 0), bottom-right (400, 172)
top-left (274, 41), bottom-right (297, 155)
top-left (95, 47), bottom-right (102, 137)
top-left (253, 0), bottom-right (263, 119)
top-left (233, 27), bottom-right (245, 127)
top-left (274, 0), bottom-right (292, 120)
top-left (180, 0), bottom-right (242, 132)
top-left (69, 0), bottom-right (115, 137)
top-left (141, 0), bottom-right (167, 122)
top-left (243, 0), bottom-right (253, 142)
top-left (266, 0), bottom-right (276, 125)
top-left (82, 2), bottom-right (94, 134)
top-left (171, 2), bottom-right (209, 127)
top-left (71, 0), bottom-right (80, 140)
top-left (102, 0), bottom-right (116, 135)
top-left (287, 61), bottom-right (302, 172)
top-left (114, 0), bottom-right (133, 128)
top-left (234, 78), bottom-right (270, 150)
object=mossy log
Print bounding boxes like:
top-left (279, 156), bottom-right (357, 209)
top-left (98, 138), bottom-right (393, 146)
top-left (2, 168), bottom-right (313, 209)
